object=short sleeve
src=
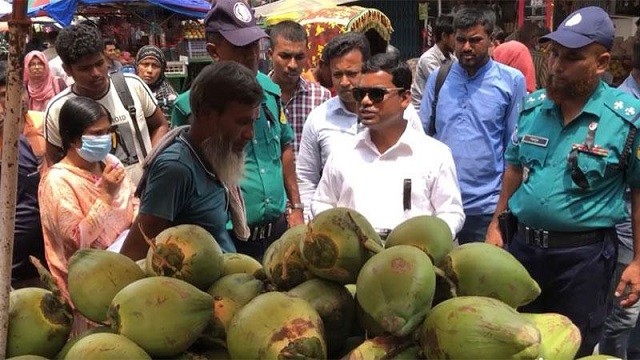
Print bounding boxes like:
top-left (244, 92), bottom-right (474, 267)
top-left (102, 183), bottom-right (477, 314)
top-left (44, 100), bottom-right (62, 147)
top-left (504, 125), bottom-right (521, 165)
top-left (625, 130), bottom-right (640, 189)
top-left (139, 159), bottom-right (192, 220)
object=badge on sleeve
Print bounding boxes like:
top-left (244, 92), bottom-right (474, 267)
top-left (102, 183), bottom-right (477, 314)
top-left (279, 108), bottom-right (287, 124)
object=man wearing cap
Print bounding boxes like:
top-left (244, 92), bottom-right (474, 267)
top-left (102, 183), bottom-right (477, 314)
top-left (485, 7), bottom-right (640, 356)
top-left (170, 0), bottom-right (304, 260)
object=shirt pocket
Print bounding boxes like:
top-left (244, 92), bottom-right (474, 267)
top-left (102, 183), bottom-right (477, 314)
top-left (577, 153), bottom-right (607, 186)
top-left (519, 142), bottom-right (548, 168)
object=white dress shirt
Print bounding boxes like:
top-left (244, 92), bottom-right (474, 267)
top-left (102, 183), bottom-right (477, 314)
top-left (297, 96), bottom-right (423, 219)
top-left (311, 121), bottom-right (465, 237)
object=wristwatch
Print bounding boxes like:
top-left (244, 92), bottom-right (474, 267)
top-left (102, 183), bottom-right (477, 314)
top-left (289, 203), bottom-right (304, 210)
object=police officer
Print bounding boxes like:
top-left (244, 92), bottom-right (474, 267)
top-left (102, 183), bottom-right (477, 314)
top-left (485, 7), bottom-right (640, 357)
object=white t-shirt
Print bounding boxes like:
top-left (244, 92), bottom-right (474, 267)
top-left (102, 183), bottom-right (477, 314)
top-left (45, 73), bottom-right (158, 184)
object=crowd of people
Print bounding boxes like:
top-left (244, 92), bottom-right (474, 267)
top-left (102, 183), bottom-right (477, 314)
top-left (1, 0), bottom-right (640, 356)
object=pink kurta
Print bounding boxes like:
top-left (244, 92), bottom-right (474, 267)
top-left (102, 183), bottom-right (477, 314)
top-left (39, 154), bottom-right (137, 302)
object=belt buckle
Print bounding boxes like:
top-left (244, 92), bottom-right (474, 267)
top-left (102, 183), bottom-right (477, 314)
top-left (252, 222), bottom-right (273, 241)
top-left (525, 226), bottom-right (549, 248)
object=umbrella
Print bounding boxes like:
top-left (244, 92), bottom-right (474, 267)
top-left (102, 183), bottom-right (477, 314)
top-left (26, 0), bottom-right (78, 26)
top-left (299, 6), bottom-right (393, 67)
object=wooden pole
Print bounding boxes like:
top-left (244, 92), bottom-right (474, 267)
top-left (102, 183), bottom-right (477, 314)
top-left (0, 0), bottom-right (29, 356)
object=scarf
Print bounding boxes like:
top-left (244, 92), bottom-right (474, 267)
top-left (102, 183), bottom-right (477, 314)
top-left (138, 126), bottom-right (250, 241)
top-left (135, 45), bottom-right (166, 92)
top-left (493, 41), bottom-right (537, 93)
top-left (24, 50), bottom-right (58, 112)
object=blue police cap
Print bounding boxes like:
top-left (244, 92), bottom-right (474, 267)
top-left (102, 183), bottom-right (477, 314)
top-left (540, 6), bottom-right (614, 50)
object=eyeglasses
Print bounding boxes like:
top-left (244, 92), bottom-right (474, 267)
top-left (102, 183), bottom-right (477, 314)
top-left (352, 87), bottom-right (405, 103)
top-left (567, 149), bottom-right (589, 190)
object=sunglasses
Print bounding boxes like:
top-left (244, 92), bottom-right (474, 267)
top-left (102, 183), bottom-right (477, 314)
top-left (352, 87), bottom-right (405, 103)
top-left (567, 149), bottom-right (589, 190)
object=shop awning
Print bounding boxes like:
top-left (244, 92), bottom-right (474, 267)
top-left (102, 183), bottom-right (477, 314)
top-left (1, 0), bottom-right (213, 27)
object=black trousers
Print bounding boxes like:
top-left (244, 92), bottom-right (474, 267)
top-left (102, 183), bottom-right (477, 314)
top-left (232, 213), bottom-right (288, 262)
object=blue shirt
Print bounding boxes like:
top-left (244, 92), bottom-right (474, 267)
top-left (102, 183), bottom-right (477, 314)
top-left (138, 132), bottom-right (236, 253)
top-left (419, 59), bottom-right (526, 215)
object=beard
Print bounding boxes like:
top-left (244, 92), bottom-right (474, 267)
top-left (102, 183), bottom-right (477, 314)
top-left (546, 68), bottom-right (599, 103)
top-left (200, 134), bottom-right (245, 186)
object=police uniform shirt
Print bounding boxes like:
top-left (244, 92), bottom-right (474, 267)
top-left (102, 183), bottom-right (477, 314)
top-left (505, 81), bottom-right (640, 231)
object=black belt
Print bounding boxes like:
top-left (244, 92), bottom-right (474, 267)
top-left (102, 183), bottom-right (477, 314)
top-left (517, 223), bottom-right (606, 248)
top-left (248, 214), bottom-right (286, 242)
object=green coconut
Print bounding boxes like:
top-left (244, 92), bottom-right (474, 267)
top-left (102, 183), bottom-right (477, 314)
top-left (203, 273), bottom-right (264, 344)
top-left (226, 292), bottom-right (326, 359)
top-left (521, 313), bottom-right (581, 360)
top-left (107, 277), bottom-right (213, 358)
top-left (55, 325), bottom-right (116, 359)
top-left (420, 296), bottom-right (541, 359)
top-left (385, 215), bottom-right (453, 265)
top-left (62, 333), bottom-right (150, 359)
top-left (7, 287), bottom-right (72, 358)
top-left (263, 224), bottom-right (315, 290)
top-left (441, 242), bottom-right (541, 307)
top-left (301, 207), bottom-right (383, 284)
top-left (145, 224), bottom-right (224, 290)
top-left (68, 249), bottom-right (145, 323)
top-left (357, 245), bottom-right (436, 337)
top-left (220, 253), bottom-right (263, 278)
top-left (288, 278), bottom-right (356, 355)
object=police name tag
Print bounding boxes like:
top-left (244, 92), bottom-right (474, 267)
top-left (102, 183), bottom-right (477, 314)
top-left (522, 135), bottom-right (549, 147)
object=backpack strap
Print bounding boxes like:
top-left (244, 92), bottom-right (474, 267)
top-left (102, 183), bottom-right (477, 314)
top-left (111, 72), bottom-right (148, 158)
top-left (427, 61), bottom-right (453, 136)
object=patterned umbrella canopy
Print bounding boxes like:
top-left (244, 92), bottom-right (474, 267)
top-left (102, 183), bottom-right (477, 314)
top-left (299, 6), bottom-right (393, 67)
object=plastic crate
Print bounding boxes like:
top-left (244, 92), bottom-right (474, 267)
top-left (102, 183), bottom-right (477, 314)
top-left (181, 40), bottom-right (208, 59)
top-left (165, 61), bottom-right (187, 76)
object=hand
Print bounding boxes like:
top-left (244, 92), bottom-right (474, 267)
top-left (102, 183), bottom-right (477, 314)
top-left (100, 162), bottom-right (125, 201)
top-left (287, 209), bottom-right (304, 227)
top-left (484, 219), bottom-right (504, 248)
top-left (615, 260), bottom-right (640, 308)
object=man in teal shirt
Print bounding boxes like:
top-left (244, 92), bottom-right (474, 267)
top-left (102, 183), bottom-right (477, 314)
top-left (172, 0), bottom-right (304, 260)
top-left (485, 7), bottom-right (640, 357)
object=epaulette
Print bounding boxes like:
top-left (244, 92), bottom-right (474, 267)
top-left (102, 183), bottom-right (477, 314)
top-left (605, 90), bottom-right (640, 127)
top-left (257, 72), bottom-right (281, 97)
top-left (521, 89), bottom-right (547, 112)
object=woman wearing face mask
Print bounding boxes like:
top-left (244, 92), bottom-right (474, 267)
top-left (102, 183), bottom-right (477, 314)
top-left (24, 50), bottom-right (67, 112)
top-left (39, 96), bottom-right (137, 304)
top-left (135, 45), bottom-right (177, 119)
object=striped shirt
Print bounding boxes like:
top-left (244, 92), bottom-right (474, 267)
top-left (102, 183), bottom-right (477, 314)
top-left (531, 49), bottom-right (548, 90)
top-left (283, 78), bottom-right (331, 156)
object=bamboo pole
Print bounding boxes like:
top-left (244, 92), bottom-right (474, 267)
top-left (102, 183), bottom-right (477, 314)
top-left (0, 0), bottom-right (29, 356)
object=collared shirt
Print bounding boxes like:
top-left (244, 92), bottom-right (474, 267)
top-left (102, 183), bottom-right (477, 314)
top-left (618, 73), bottom-right (640, 99)
top-left (506, 82), bottom-right (640, 231)
top-left (419, 59), bottom-right (527, 216)
top-left (280, 77), bottom-right (331, 156)
top-left (297, 96), bottom-right (423, 218)
top-left (163, 73), bottom-right (294, 226)
top-left (139, 134), bottom-right (235, 253)
top-left (411, 44), bottom-right (455, 109)
top-left (312, 122), bottom-right (465, 236)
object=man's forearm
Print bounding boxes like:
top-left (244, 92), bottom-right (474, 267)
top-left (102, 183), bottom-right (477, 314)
top-left (281, 144), bottom-right (301, 205)
top-left (492, 163), bottom-right (523, 220)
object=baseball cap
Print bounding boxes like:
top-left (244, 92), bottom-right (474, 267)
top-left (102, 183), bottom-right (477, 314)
top-left (204, 0), bottom-right (268, 47)
top-left (540, 6), bottom-right (614, 50)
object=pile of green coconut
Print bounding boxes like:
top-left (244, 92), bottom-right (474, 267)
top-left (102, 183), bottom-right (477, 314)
top-left (6, 207), bottom-right (614, 359)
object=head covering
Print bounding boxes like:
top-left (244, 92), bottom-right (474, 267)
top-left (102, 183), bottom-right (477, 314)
top-left (493, 41), bottom-right (537, 93)
top-left (540, 6), bottom-right (614, 50)
top-left (135, 45), bottom-right (166, 91)
top-left (204, 0), bottom-right (267, 46)
top-left (24, 50), bottom-right (59, 112)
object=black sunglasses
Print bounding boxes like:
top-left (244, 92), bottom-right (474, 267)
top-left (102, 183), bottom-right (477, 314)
top-left (567, 149), bottom-right (589, 190)
top-left (352, 87), bottom-right (405, 103)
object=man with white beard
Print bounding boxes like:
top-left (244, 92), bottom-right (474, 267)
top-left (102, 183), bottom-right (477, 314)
top-left (120, 61), bottom-right (263, 259)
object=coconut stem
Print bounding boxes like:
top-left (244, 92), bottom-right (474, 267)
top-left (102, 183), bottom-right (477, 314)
top-left (347, 212), bottom-right (384, 254)
top-left (28, 255), bottom-right (72, 320)
top-left (281, 244), bottom-right (296, 281)
top-left (433, 266), bottom-right (457, 297)
top-left (139, 223), bottom-right (179, 276)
